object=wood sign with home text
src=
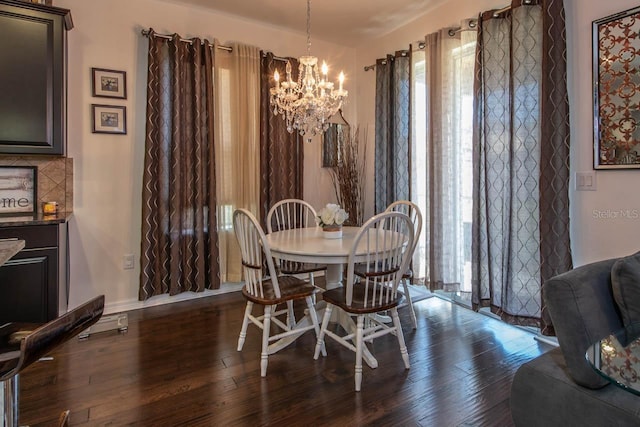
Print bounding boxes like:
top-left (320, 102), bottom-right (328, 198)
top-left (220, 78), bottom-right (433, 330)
top-left (0, 166), bottom-right (37, 215)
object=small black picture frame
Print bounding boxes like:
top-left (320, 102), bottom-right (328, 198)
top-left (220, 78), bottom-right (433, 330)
top-left (92, 104), bottom-right (127, 135)
top-left (91, 68), bottom-right (127, 99)
top-left (0, 166), bottom-right (38, 215)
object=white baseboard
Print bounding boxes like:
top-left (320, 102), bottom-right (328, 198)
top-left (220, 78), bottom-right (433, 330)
top-left (534, 333), bottom-right (559, 347)
top-left (103, 282), bottom-right (244, 315)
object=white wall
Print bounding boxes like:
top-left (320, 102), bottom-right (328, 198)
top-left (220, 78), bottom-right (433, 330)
top-left (58, 0), bottom-right (640, 313)
top-left (55, 0), bottom-right (356, 312)
top-left (354, 0), bottom-right (640, 267)
top-left (564, 0), bottom-right (640, 264)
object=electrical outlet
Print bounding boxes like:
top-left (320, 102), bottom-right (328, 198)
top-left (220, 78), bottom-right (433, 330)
top-left (123, 254), bottom-right (135, 270)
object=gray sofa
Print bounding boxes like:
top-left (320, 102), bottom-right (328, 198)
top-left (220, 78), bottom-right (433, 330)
top-left (511, 257), bottom-right (640, 426)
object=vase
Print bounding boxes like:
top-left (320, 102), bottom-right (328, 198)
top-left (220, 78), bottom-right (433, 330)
top-left (322, 224), bottom-right (343, 239)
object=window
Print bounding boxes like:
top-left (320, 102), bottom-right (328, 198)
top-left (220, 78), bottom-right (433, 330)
top-left (411, 31), bottom-right (477, 304)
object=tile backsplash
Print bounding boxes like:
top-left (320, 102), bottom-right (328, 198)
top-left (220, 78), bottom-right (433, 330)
top-left (0, 156), bottom-right (73, 213)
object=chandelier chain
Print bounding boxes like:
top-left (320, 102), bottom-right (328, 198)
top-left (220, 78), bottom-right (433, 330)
top-left (306, 0), bottom-right (311, 56)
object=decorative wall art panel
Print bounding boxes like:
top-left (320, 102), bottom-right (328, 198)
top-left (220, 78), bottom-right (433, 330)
top-left (593, 6), bottom-right (640, 169)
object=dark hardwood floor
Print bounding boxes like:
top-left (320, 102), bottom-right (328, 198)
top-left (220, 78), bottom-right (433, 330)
top-left (18, 289), bottom-right (553, 426)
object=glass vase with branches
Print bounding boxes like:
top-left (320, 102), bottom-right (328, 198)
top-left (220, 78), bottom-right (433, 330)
top-left (328, 126), bottom-right (366, 226)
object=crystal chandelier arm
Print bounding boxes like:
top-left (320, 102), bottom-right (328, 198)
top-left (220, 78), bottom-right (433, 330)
top-left (268, 0), bottom-right (348, 142)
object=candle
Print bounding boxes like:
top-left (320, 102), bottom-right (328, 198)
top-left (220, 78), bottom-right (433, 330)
top-left (338, 72), bottom-right (344, 92)
top-left (43, 201), bottom-right (58, 215)
top-left (274, 70), bottom-right (280, 89)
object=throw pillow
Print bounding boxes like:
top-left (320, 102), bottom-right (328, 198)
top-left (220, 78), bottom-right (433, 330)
top-left (544, 258), bottom-right (621, 389)
top-left (611, 250), bottom-right (640, 336)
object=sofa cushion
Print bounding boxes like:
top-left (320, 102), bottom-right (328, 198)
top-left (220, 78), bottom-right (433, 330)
top-left (511, 348), bottom-right (640, 427)
top-left (543, 258), bottom-right (622, 389)
top-left (612, 251), bottom-right (640, 337)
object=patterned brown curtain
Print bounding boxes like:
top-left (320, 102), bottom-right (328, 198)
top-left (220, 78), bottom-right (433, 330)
top-left (259, 52), bottom-right (304, 228)
top-left (471, 0), bottom-right (572, 334)
top-left (140, 30), bottom-right (220, 300)
top-left (374, 50), bottom-right (411, 214)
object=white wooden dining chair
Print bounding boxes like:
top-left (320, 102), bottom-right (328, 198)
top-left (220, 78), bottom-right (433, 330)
top-left (313, 211), bottom-right (415, 391)
top-left (266, 199), bottom-right (327, 286)
top-left (385, 200), bottom-right (423, 328)
top-left (233, 208), bottom-right (324, 377)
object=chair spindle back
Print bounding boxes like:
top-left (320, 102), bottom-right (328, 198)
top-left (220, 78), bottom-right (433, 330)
top-left (267, 199), bottom-right (317, 233)
top-left (233, 209), bottom-right (281, 298)
top-left (345, 211), bottom-right (414, 307)
top-left (385, 200), bottom-right (422, 256)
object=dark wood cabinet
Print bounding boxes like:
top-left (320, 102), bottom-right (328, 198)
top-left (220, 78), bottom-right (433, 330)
top-left (0, 248), bottom-right (56, 323)
top-left (0, 0), bottom-right (72, 155)
top-left (0, 222), bottom-right (67, 323)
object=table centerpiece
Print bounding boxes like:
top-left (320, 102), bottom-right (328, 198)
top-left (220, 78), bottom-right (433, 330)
top-left (316, 203), bottom-right (348, 239)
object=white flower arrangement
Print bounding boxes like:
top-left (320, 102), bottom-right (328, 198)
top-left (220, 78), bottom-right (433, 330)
top-left (316, 203), bottom-right (349, 228)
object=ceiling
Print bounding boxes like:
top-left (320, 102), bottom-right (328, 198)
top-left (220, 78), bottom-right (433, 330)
top-left (167, 0), bottom-right (447, 46)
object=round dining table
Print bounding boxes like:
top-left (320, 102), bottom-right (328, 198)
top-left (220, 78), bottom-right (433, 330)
top-left (265, 226), bottom-right (362, 290)
top-left (265, 225), bottom-right (404, 369)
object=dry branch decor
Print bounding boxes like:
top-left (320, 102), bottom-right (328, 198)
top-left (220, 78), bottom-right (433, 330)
top-left (328, 126), bottom-right (366, 226)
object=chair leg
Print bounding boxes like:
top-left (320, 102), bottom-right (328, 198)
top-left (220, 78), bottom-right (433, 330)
top-left (403, 279), bottom-right (417, 329)
top-left (260, 305), bottom-right (272, 377)
top-left (354, 315), bottom-right (364, 392)
top-left (3, 374), bottom-right (19, 427)
top-left (314, 304), bottom-right (333, 360)
top-left (309, 272), bottom-right (317, 304)
top-left (237, 301), bottom-right (253, 351)
top-left (391, 308), bottom-right (411, 369)
top-left (286, 300), bottom-right (296, 329)
top-left (305, 296), bottom-right (326, 357)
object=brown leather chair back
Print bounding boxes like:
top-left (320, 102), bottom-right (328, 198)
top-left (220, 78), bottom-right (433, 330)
top-left (0, 295), bottom-right (104, 381)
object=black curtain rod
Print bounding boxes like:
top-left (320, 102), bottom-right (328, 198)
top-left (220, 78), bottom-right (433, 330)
top-left (363, 15), bottom-right (477, 72)
top-left (262, 53), bottom-right (290, 62)
top-left (448, 20), bottom-right (478, 36)
top-left (493, 0), bottom-right (533, 17)
top-left (363, 0), bottom-right (533, 72)
top-left (364, 50), bottom-right (410, 72)
top-left (141, 29), bottom-right (289, 62)
top-left (140, 29), bottom-right (232, 51)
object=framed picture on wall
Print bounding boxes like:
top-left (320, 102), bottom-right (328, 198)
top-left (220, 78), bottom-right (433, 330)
top-left (92, 104), bottom-right (127, 134)
top-left (0, 166), bottom-right (37, 215)
top-left (592, 6), bottom-right (640, 169)
top-left (91, 68), bottom-right (127, 99)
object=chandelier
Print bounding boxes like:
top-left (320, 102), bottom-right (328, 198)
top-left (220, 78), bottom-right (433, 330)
top-left (269, 0), bottom-right (348, 141)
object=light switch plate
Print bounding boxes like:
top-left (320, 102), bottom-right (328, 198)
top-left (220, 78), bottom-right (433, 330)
top-left (123, 254), bottom-right (135, 270)
top-left (576, 172), bottom-right (596, 191)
